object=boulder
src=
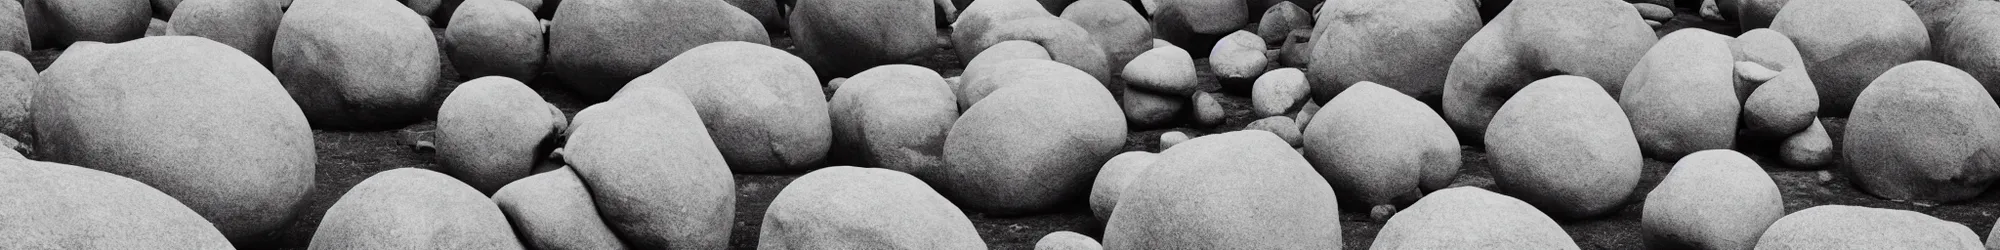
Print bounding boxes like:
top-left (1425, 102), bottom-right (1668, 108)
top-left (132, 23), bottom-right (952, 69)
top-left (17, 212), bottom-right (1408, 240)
top-left (958, 41), bottom-right (1052, 108)
top-left (1123, 88), bottom-right (1186, 130)
top-left (1845, 61), bottom-right (2000, 203)
top-left (35, 36), bottom-right (313, 244)
top-left (1483, 75), bottom-right (1642, 219)
top-left (1148, 0), bottom-right (1247, 56)
top-left (1755, 205), bottom-right (1983, 249)
top-left (407, 0), bottom-right (443, 17)
top-left (1122, 46), bottom-right (1199, 95)
top-left (1620, 29), bottom-right (1740, 161)
top-left (1036, 231), bottom-right (1103, 250)
top-left (1768, 0), bottom-right (1929, 116)
top-left (548, 0), bottom-right (767, 100)
top-left (1061, 0), bottom-right (1151, 73)
top-left (1738, 0), bottom-right (1788, 30)
top-left (1308, 0), bottom-right (1481, 104)
top-left (973, 16), bottom-right (1113, 86)
top-left (1305, 81), bottom-right (1461, 210)
top-left (1244, 116), bottom-right (1301, 147)
top-left (1442, 0), bottom-right (1656, 142)
top-left (0, 0), bottom-right (29, 54)
top-left (0, 52), bottom-right (31, 142)
top-left (1779, 120), bottom-right (1832, 169)
top-left (1090, 151), bottom-right (1157, 221)
top-left (616, 42), bottom-right (830, 174)
top-left (1742, 68), bottom-right (1817, 138)
top-left (23, 0), bottom-right (150, 48)
top-left (724, 0), bottom-right (782, 31)
top-left (1633, 3), bottom-right (1671, 21)
top-left (491, 166), bottom-right (629, 250)
top-left (940, 62), bottom-right (1123, 215)
top-left (274, 0), bottom-right (440, 130)
top-left (1372, 187), bottom-right (1580, 249)
top-left (1192, 91), bottom-right (1225, 128)
top-left (1923, 2), bottom-right (2000, 105)
top-left (167, 0), bottom-right (282, 66)
top-left (1102, 131), bottom-right (1341, 249)
top-left (759, 166), bottom-right (986, 249)
top-left (1642, 150), bottom-right (1785, 250)
top-left (436, 76), bottom-right (562, 194)
top-left (445, 0), bottom-right (544, 82)
top-left (1159, 131), bottom-right (1188, 150)
top-left (950, 0), bottom-right (1051, 61)
top-left (309, 168), bottom-right (522, 249)
top-left (0, 159), bottom-right (233, 248)
top-left (791, 0), bottom-right (937, 79)
top-left (1252, 67), bottom-right (1308, 118)
top-left (827, 65), bottom-right (956, 175)
top-left (564, 88), bottom-right (735, 249)
top-left (1210, 31), bottom-right (1265, 92)
top-left (1731, 29), bottom-right (1807, 76)
top-left (963, 59), bottom-right (1086, 112)
top-left (1277, 29), bottom-right (1311, 68)
top-left (1256, 1), bottom-right (1308, 46)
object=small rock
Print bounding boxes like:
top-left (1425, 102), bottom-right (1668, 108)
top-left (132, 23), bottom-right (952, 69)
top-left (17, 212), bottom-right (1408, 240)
top-left (1192, 91), bottom-right (1225, 128)
top-left (1843, 61), bottom-right (2000, 203)
top-left (1779, 120), bottom-right (1833, 169)
top-left (1091, 151), bottom-right (1158, 221)
top-left (1244, 116), bottom-right (1301, 147)
top-left (1633, 3), bottom-right (1671, 21)
top-left (1123, 88), bottom-right (1187, 130)
top-left (1159, 131), bottom-right (1189, 150)
top-left (1035, 231), bottom-right (1102, 250)
top-left (1251, 68), bottom-right (1308, 118)
top-left (1210, 31), bottom-right (1267, 93)
top-left (445, 0), bottom-right (546, 82)
top-left (1122, 46), bottom-right (1199, 95)
top-left (491, 166), bottom-right (628, 250)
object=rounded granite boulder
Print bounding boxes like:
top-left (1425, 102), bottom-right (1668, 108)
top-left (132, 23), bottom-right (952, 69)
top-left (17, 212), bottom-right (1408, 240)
top-left (0, 52), bottom-right (32, 142)
top-left (957, 40), bottom-right (1052, 108)
top-left (1308, 0), bottom-right (1481, 104)
top-left (1620, 29), bottom-right (1740, 161)
top-left (616, 42), bottom-right (831, 174)
top-left (1442, 0), bottom-right (1656, 142)
top-left (1371, 187), bottom-right (1580, 250)
top-left (167, 0), bottom-right (282, 66)
top-left (1483, 75), bottom-right (1643, 220)
top-left (1779, 120), bottom-right (1833, 169)
top-left (1844, 61), bottom-right (2000, 203)
top-left (491, 166), bottom-right (629, 250)
top-left (0, 0), bottom-right (26, 54)
top-left (940, 61), bottom-right (1124, 215)
top-left (1252, 67), bottom-right (1308, 118)
top-left (436, 76), bottom-right (563, 194)
top-left (973, 16), bottom-right (1113, 86)
top-left (564, 88), bottom-right (736, 249)
top-left (274, 0), bottom-right (440, 130)
top-left (1103, 131), bottom-right (1341, 249)
top-left (445, 0), bottom-right (545, 82)
top-left (790, 0), bottom-right (937, 79)
top-left (1922, 1), bottom-right (2000, 105)
top-left (759, 166), bottom-right (986, 249)
top-left (1122, 45), bottom-right (1199, 95)
top-left (1306, 82), bottom-right (1461, 210)
top-left (1035, 231), bottom-right (1103, 250)
top-left (23, 0), bottom-right (150, 48)
top-left (1209, 30), bottom-right (1266, 92)
top-left (827, 65), bottom-right (956, 175)
top-left (309, 168), bottom-right (523, 249)
top-left (950, 0), bottom-right (1053, 61)
top-left (1148, 0), bottom-right (1247, 56)
top-left (1769, 0), bottom-right (1929, 116)
top-left (0, 159), bottom-right (233, 248)
top-left (1642, 150), bottom-right (1785, 250)
top-left (1122, 87), bottom-right (1186, 130)
top-left (1061, 0), bottom-right (1151, 73)
top-left (548, 0), bottom-right (767, 100)
top-left (1090, 151), bottom-right (1158, 221)
top-left (1755, 205), bottom-right (1983, 249)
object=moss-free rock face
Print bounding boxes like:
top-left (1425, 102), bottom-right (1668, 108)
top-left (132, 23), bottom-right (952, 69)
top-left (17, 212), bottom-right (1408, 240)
top-left (1192, 91), bottom-right (1225, 128)
top-left (1122, 46), bottom-right (1199, 95)
top-left (1209, 30), bottom-right (1266, 92)
top-left (168, 0), bottom-right (281, 66)
top-left (0, 52), bottom-right (32, 143)
top-left (791, 0), bottom-right (936, 79)
top-left (1923, 1), bottom-right (2000, 105)
top-left (445, 0), bottom-right (544, 82)
top-left (960, 59), bottom-right (1073, 111)
top-left (1442, 0), bottom-right (1656, 142)
top-left (618, 42), bottom-right (831, 174)
top-left (1742, 68), bottom-right (1817, 138)
top-left (1252, 67), bottom-right (1309, 118)
top-left (951, 0), bottom-right (1052, 61)
top-left (491, 166), bottom-right (629, 250)
top-left (1620, 29), bottom-right (1740, 161)
top-left (759, 166), bottom-right (986, 249)
top-left (35, 36), bottom-right (313, 245)
top-left (1104, 131), bottom-right (1341, 249)
top-left (958, 41), bottom-right (1052, 109)
top-left (827, 65), bottom-right (956, 175)
top-left (974, 16), bottom-right (1113, 87)
top-left (436, 76), bottom-right (562, 194)
top-left (1061, 0), bottom-right (1151, 73)
top-left (275, 0), bottom-right (439, 130)
top-left (1149, 0), bottom-right (1247, 56)
top-left (724, 0), bottom-right (782, 31)
top-left (1091, 151), bottom-right (1157, 221)
top-left (1643, 150), bottom-right (1784, 250)
top-left (1122, 88), bottom-right (1186, 130)
top-left (1845, 61), bottom-right (2000, 203)
top-left (1308, 0), bottom-right (1480, 104)
top-left (1036, 231), bottom-right (1103, 250)
top-left (1372, 187), bottom-right (1579, 250)
top-left (1245, 116), bottom-right (1301, 147)
top-left (1483, 75), bottom-right (1642, 220)
top-left (564, 88), bottom-right (735, 249)
top-left (1755, 205), bottom-right (1983, 249)
top-left (548, 0), bottom-right (767, 100)
top-left (0, 159), bottom-right (233, 248)
top-left (0, 0), bottom-right (26, 54)
top-left (23, 0), bottom-right (149, 49)
top-left (1779, 120), bottom-right (1832, 169)
top-left (941, 62), bottom-right (1123, 215)
top-left (1306, 82), bottom-right (1460, 210)
top-left (1769, 0), bottom-right (1928, 116)
top-left (1256, 1), bottom-right (1308, 46)
top-left (1159, 131), bottom-right (1189, 150)
top-left (310, 168), bottom-right (523, 249)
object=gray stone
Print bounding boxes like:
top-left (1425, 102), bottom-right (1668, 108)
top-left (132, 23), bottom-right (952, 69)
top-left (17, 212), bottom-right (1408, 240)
top-left (617, 42), bottom-right (831, 174)
top-left (973, 16), bottom-right (1113, 87)
top-left (1245, 116), bottom-right (1301, 147)
top-left (1769, 0), bottom-right (1929, 116)
top-left (724, 0), bottom-right (782, 31)
top-left (827, 65), bottom-right (956, 175)
top-left (446, 0), bottom-right (544, 82)
top-left (0, 159), bottom-right (232, 248)
top-left (1061, 0), bottom-right (1151, 73)
top-left (758, 166), bottom-right (985, 250)
top-left (958, 41), bottom-right (1052, 109)
top-left (941, 62), bottom-right (1123, 215)
top-left (1122, 46), bottom-right (1199, 95)
top-left (1209, 31), bottom-right (1265, 92)
top-left (437, 76), bottom-right (562, 194)
top-left (1922, 1), bottom-right (2000, 107)
top-left (1309, 0), bottom-right (1481, 103)
top-left (1442, 0), bottom-right (1655, 142)
top-left (275, 0), bottom-right (440, 130)
top-left (564, 87), bottom-right (735, 249)
top-left (1372, 187), bottom-right (1579, 250)
top-left (1306, 82), bottom-right (1461, 210)
top-left (1755, 205), bottom-right (1983, 249)
top-left (0, 52), bottom-right (31, 143)
top-left (1742, 68), bottom-right (1817, 138)
top-left (1256, 1), bottom-right (1308, 46)
top-left (1779, 120), bottom-right (1832, 169)
top-left (492, 166), bottom-right (630, 250)
top-left (548, 0), bottom-right (767, 100)
top-left (1123, 88), bottom-right (1185, 130)
top-left (0, 0), bottom-right (28, 54)
top-left (1091, 151), bottom-right (1157, 221)
top-left (1483, 75), bottom-right (1642, 220)
top-left (1739, 0), bottom-right (1789, 29)
top-left (1634, 3), bottom-right (1671, 21)
top-left (1844, 61), bottom-right (2000, 203)
top-left (950, 0), bottom-right (1053, 61)
top-left (791, 0), bottom-right (936, 78)
top-left (1035, 231), bottom-right (1102, 250)
top-left (1643, 150), bottom-right (1785, 250)
top-left (1102, 131), bottom-right (1341, 249)
top-left (1159, 131), bottom-right (1188, 150)
top-left (1620, 29), bottom-right (1739, 161)
top-left (23, 0), bottom-right (150, 48)
top-left (1192, 91), bottom-right (1224, 128)
top-left (1149, 0), bottom-right (1247, 55)
top-left (1252, 67), bottom-right (1307, 118)
top-left (168, 0), bottom-right (282, 66)
top-left (309, 168), bottom-right (523, 249)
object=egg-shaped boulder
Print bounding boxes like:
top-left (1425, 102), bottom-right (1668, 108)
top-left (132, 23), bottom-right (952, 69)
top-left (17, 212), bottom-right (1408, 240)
top-left (22, 0), bottom-right (150, 48)
top-left (548, 0), bottom-right (767, 100)
top-left (1372, 187), bottom-right (1580, 250)
top-left (1122, 45), bottom-right (1198, 95)
top-left (827, 65), bottom-right (956, 175)
top-left (1036, 231), bottom-right (1103, 250)
top-left (309, 168), bottom-right (522, 249)
top-left (1924, 1), bottom-right (2000, 104)
top-left (1123, 88), bottom-right (1186, 130)
top-left (35, 36), bottom-right (313, 244)
top-left (1483, 75), bottom-right (1642, 219)
top-left (616, 42), bottom-right (830, 174)
top-left (973, 16), bottom-right (1113, 86)
top-left (960, 59), bottom-right (1077, 112)
top-left (1620, 29), bottom-right (1740, 161)
top-left (1252, 67), bottom-right (1308, 118)
top-left (759, 166), bottom-right (986, 249)
top-left (1159, 131), bottom-right (1189, 150)
top-left (950, 0), bottom-right (1051, 61)
top-left (1256, 1), bottom-right (1307, 46)
top-left (940, 61), bottom-right (1123, 215)
top-left (1149, 0), bottom-right (1247, 55)
top-left (1768, 0), bottom-right (1928, 116)
top-left (0, 0), bottom-right (26, 54)
top-left (1277, 29), bottom-right (1311, 68)
top-left (1732, 29), bottom-right (1807, 78)
top-left (274, 0), bottom-right (440, 130)
top-left (1061, 0), bottom-right (1150, 73)
top-left (1306, 81), bottom-right (1461, 210)
top-left (1845, 61), bottom-right (2000, 203)
top-left (436, 76), bottom-right (562, 194)
top-left (1209, 30), bottom-right (1265, 92)
top-left (1755, 205), bottom-right (1983, 249)
top-left (1308, 0), bottom-right (1480, 104)
top-left (0, 52), bottom-right (32, 142)
top-left (1441, 0), bottom-right (1655, 142)
top-left (1642, 150), bottom-right (1785, 250)
top-left (564, 88), bottom-right (735, 249)
top-left (491, 166), bottom-right (629, 250)
top-left (1742, 68), bottom-right (1817, 138)
top-left (1780, 120), bottom-right (1833, 169)
top-left (958, 41), bottom-right (1052, 109)
top-left (1103, 131), bottom-right (1341, 249)
top-left (445, 0), bottom-right (544, 82)
top-left (0, 159), bottom-right (233, 248)
top-left (1192, 91), bottom-right (1225, 128)
top-left (790, 0), bottom-right (936, 79)
top-left (1090, 151), bottom-right (1157, 221)
top-left (167, 0), bottom-right (282, 65)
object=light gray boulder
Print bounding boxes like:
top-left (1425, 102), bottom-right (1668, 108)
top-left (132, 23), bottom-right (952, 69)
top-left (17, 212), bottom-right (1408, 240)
top-left (274, 0), bottom-right (440, 130)
top-left (0, 159), bottom-right (233, 248)
top-left (309, 168), bottom-right (523, 249)
top-left (1102, 131), bottom-right (1341, 249)
top-left (564, 88), bottom-right (735, 249)
top-left (1483, 75), bottom-right (1642, 220)
top-left (758, 166), bottom-right (985, 249)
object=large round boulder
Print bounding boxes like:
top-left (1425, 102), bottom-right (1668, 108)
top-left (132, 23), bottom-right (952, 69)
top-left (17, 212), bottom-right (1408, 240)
top-left (940, 61), bottom-right (1123, 215)
top-left (1061, 0), bottom-right (1151, 73)
top-left (309, 168), bottom-right (523, 249)
top-left (1256, 1), bottom-right (1308, 46)
top-left (1149, 0), bottom-right (1247, 55)
top-left (548, 0), bottom-right (767, 100)
top-left (23, 0), bottom-right (150, 48)
top-left (445, 0), bottom-right (544, 82)
top-left (1845, 61), bottom-right (2000, 203)
top-left (1768, 0), bottom-right (1928, 116)
top-left (1090, 151), bottom-right (1157, 221)
top-left (960, 59), bottom-right (1080, 111)
top-left (563, 88), bottom-right (736, 249)
top-left (1372, 187), bottom-right (1580, 249)
top-left (0, 159), bottom-right (233, 248)
top-left (1122, 45), bottom-right (1199, 95)
top-left (168, 0), bottom-right (282, 66)
top-left (957, 40), bottom-right (1052, 109)
top-left (1102, 131), bottom-right (1341, 249)
top-left (1308, 0), bottom-right (1481, 104)
top-left (950, 0), bottom-right (1052, 61)
top-left (491, 166), bottom-right (629, 250)
top-left (1642, 150), bottom-right (1785, 250)
top-left (0, 0), bottom-right (30, 54)
top-left (1483, 75), bottom-right (1642, 220)
top-left (972, 16), bottom-right (1113, 86)
top-left (274, 0), bottom-right (440, 130)
top-left (617, 42), bottom-right (830, 174)
top-left (1620, 29), bottom-right (1740, 161)
top-left (1924, 1), bottom-right (2000, 105)
top-left (1742, 67), bottom-right (1817, 138)
top-left (0, 52), bottom-right (32, 143)
top-left (436, 76), bottom-right (563, 194)
top-left (35, 36), bottom-right (313, 244)
top-left (759, 166), bottom-right (986, 249)
top-left (790, 0), bottom-right (937, 79)
top-left (1305, 81), bottom-right (1461, 210)
top-left (827, 65), bottom-right (956, 175)
top-left (1442, 0), bottom-right (1656, 142)
top-left (1755, 205), bottom-right (1983, 249)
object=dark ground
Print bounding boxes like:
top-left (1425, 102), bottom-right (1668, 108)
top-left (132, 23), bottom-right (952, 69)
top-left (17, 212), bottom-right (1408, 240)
top-left (30, 5), bottom-right (1995, 250)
